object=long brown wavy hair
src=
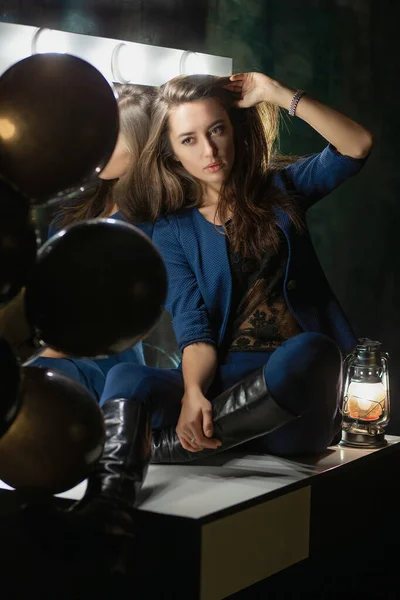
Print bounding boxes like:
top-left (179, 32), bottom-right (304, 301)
top-left (131, 74), bottom-right (303, 259)
top-left (55, 83), bottom-right (155, 228)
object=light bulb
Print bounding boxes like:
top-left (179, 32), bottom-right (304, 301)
top-left (180, 50), bottom-right (210, 75)
top-left (111, 42), bottom-right (146, 84)
top-left (32, 28), bottom-right (68, 55)
top-left (346, 381), bottom-right (386, 421)
top-left (0, 118), bottom-right (16, 141)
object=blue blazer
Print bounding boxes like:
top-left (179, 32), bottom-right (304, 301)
top-left (152, 145), bottom-right (368, 357)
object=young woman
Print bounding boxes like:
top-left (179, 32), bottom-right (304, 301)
top-left (31, 83), bottom-right (155, 402)
top-left (96, 71), bottom-right (372, 465)
top-left (33, 71), bottom-right (373, 556)
top-left (51, 83), bottom-right (154, 231)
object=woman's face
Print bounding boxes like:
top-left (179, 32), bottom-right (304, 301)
top-left (168, 97), bottom-right (235, 189)
top-left (99, 132), bottom-right (130, 180)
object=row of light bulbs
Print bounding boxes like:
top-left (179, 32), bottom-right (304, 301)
top-left (31, 27), bottom-right (211, 83)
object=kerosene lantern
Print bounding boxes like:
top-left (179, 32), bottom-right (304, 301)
top-left (341, 338), bottom-right (390, 448)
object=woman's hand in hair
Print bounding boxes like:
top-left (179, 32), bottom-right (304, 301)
top-left (228, 72), bottom-right (373, 158)
top-left (227, 72), bottom-right (293, 109)
top-left (176, 389), bottom-right (222, 453)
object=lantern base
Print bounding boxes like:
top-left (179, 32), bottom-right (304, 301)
top-left (340, 429), bottom-right (387, 449)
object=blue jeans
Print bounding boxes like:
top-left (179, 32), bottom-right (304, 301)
top-left (99, 333), bottom-right (343, 456)
top-left (30, 344), bottom-right (145, 403)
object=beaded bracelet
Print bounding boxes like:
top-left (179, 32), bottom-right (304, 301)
top-left (288, 89), bottom-right (305, 117)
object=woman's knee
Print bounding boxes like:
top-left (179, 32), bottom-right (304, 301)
top-left (100, 363), bottom-right (184, 412)
top-left (100, 363), bottom-right (153, 406)
top-left (267, 333), bottom-right (341, 379)
top-left (284, 332), bottom-right (340, 365)
top-left (264, 332), bottom-right (342, 416)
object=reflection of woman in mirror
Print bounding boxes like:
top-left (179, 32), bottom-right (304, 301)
top-left (100, 71), bottom-right (373, 461)
top-left (52, 83), bottom-right (155, 229)
top-left (31, 84), bottom-right (155, 402)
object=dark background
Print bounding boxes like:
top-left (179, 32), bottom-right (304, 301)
top-left (1, 0), bottom-right (399, 431)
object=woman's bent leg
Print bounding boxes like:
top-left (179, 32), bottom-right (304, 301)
top-left (254, 332), bottom-right (342, 455)
top-left (100, 363), bottom-right (184, 430)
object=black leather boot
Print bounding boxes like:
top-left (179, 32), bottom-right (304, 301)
top-left (151, 367), bottom-right (297, 464)
top-left (21, 398), bottom-right (151, 566)
top-left (67, 398), bottom-right (152, 535)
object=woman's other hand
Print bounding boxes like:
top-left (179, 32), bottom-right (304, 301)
top-left (176, 389), bottom-right (222, 453)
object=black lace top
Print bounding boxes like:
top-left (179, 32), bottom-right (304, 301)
top-left (226, 228), bottom-right (302, 352)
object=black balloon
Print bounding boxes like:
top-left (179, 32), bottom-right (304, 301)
top-left (0, 337), bottom-right (20, 437)
top-left (0, 365), bottom-right (105, 494)
top-left (0, 178), bottom-right (37, 306)
top-left (0, 53), bottom-right (119, 202)
top-left (25, 219), bottom-right (167, 357)
top-left (0, 288), bottom-right (40, 364)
